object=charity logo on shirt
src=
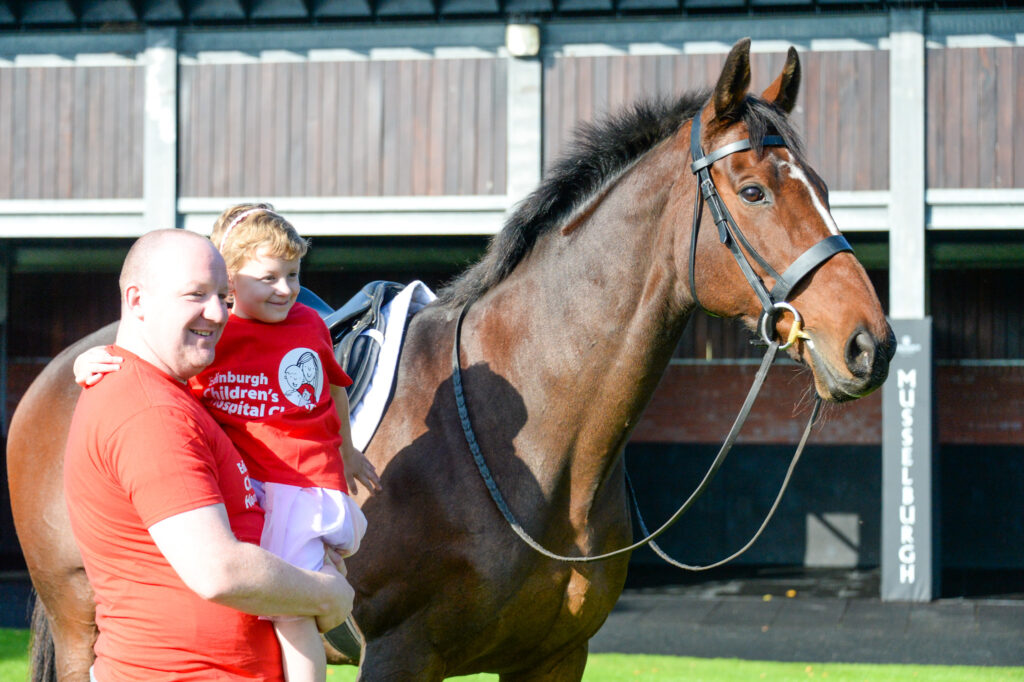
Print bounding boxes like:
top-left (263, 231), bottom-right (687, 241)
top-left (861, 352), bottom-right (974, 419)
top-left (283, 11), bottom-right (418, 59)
top-left (202, 346), bottom-right (323, 418)
top-left (278, 347), bottom-right (323, 411)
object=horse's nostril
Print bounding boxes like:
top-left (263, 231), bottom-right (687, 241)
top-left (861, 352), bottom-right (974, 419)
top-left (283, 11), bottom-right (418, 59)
top-left (845, 329), bottom-right (876, 378)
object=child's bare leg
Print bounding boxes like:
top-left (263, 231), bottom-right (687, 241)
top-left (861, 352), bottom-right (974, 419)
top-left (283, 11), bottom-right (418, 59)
top-left (275, 617), bottom-right (326, 682)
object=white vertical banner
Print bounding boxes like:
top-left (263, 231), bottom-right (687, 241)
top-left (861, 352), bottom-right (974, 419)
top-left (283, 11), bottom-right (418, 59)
top-left (881, 318), bottom-right (936, 601)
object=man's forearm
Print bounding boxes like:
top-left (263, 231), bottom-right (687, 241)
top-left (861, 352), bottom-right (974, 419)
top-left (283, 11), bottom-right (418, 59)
top-left (207, 540), bottom-right (351, 620)
top-left (149, 503), bottom-right (352, 629)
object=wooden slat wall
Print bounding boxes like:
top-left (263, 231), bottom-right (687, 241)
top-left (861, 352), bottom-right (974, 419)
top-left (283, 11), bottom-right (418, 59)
top-left (7, 271), bottom-right (120, 359)
top-left (933, 267), bottom-right (1024, 360)
top-left (927, 46), bottom-right (1024, 189)
top-left (4, 269), bottom-right (121, 424)
top-left (543, 50), bottom-right (888, 191)
top-left (0, 66), bottom-right (143, 199)
top-left (543, 52), bottom-right (725, 171)
top-left (179, 58), bottom-right (507, 197)
top-left (797, 50), bottom-right (889, 192)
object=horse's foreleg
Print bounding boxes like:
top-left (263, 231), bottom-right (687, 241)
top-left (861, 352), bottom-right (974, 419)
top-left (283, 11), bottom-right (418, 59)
top-left (498, 644), bottom-right (588, 682)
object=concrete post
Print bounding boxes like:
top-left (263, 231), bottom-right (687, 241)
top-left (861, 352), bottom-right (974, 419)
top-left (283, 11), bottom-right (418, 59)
top-left (505, 46), bottom-right (543, 211)
top-left (143, 28), bottom-right (179, 230)
top-left (882, 9), bottom-right (937, 602)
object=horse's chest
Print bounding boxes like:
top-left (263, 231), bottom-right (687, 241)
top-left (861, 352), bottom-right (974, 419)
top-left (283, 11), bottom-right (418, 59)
top-left (563, 568), bottom-right (592, 618)
top-left (499, 563), bottom-right (619, 640)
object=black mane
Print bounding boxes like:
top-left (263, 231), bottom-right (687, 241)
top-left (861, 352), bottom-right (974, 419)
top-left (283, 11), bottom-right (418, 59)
top-left (436, 90), bottom-right (804, 307)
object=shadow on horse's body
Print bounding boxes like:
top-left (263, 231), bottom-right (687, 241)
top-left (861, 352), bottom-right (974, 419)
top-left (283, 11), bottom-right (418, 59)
top-left (9, 39), bottom-right (895, 681)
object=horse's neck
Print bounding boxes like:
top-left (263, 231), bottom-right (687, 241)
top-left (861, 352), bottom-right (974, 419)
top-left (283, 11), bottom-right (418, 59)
top-left (535, 146), bottom-right (690, 437)
top-left (514, 251), bottom-right (686, 450)
top-left (470, 146), bottom-right (694, 523)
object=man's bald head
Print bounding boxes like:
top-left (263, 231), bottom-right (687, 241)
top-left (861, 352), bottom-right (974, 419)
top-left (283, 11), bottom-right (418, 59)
top-left (119, 229), bottom-right (221, 297)
top-left (116, 229), bottom-right (229, 381)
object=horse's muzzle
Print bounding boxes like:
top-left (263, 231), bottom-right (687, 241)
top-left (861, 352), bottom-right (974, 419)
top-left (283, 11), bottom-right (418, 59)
top-left (810, 323), bottom-right (895, 402)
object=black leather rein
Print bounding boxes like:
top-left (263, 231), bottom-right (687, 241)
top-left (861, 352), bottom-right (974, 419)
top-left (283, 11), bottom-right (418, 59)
top-left (451, 108), bottom-right (849, 566)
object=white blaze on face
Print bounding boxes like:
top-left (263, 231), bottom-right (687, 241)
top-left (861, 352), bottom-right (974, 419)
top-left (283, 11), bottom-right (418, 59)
top-left (779, 160), bottom-right (841, 236)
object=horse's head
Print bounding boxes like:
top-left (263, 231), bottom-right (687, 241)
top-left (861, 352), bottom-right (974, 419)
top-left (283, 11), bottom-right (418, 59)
top-left (683, 38), bottom-right (894, 402)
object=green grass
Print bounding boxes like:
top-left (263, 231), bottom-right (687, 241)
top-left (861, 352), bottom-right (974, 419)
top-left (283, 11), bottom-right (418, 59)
top-left (3, 629), bottom-right (1022, 681)
top-left (1, 628), bottom-right (32, 681)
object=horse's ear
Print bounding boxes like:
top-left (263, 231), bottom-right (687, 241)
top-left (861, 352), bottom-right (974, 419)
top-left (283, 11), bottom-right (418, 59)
top-left (761, 46), bottom-right (801, 114)
top-left (712, 37), bottom-right (752, 121)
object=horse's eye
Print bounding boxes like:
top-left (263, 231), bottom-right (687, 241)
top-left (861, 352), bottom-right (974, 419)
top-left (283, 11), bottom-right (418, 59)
top-left (740, 185), bottom-right (766, 203)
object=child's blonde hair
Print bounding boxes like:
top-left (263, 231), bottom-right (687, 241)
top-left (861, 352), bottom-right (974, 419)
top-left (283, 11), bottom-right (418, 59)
top-left (211, 203), bottom-right (309, 274)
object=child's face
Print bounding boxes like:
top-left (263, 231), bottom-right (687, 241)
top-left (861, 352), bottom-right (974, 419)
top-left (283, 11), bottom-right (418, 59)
top-left (230, 247), bottom-right (301, 324)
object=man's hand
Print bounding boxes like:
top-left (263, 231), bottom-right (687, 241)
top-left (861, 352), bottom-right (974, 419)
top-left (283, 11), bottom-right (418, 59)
top-left (315, 547), bottom-right (355, 633)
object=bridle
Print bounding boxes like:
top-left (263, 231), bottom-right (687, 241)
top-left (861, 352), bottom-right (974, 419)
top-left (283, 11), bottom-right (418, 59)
top-left (687, 105), bottom-right (852, 351)
top-left (451, 107), bottom-right (852, 568)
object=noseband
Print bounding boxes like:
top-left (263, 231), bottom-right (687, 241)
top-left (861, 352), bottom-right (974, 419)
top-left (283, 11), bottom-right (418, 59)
top-left (688, 106), bottom-right (852, 349)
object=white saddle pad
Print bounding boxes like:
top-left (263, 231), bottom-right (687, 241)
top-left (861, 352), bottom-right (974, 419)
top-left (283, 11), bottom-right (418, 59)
top-left (349, 280), bottom-right (436, 451)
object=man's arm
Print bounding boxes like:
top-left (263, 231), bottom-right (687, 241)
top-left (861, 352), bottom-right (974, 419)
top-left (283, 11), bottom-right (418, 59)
top-left (148, 503), bottom-right (353, 631)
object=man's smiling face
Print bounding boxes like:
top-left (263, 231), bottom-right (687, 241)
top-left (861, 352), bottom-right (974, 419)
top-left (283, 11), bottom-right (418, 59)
top-left (132, 236), bottom-right (229, 382)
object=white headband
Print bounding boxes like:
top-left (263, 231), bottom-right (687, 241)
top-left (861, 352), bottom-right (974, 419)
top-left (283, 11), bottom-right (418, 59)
top-left (219, 208), bottom-right (280, 251)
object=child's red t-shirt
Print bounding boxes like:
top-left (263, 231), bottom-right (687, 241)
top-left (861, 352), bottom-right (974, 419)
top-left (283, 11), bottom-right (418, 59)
top-left (189, 303), bottom-right (353, 490)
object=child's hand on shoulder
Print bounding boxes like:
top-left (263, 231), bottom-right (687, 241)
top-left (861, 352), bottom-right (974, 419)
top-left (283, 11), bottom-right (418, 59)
top-left (341, 446), bottom-right (382, 496)
top-left (73, 346), bottom-right (123, 387)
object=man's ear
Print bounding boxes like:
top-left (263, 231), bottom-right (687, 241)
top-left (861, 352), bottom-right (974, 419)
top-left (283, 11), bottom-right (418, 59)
top-left (124, 284), bottom-right (145, 321)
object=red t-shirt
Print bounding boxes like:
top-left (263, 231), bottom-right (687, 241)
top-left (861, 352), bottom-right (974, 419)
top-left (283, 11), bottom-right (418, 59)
top-left (189, 303), bottom-right (353, 490)
top-left (64, 347), bottom-right (283, 681)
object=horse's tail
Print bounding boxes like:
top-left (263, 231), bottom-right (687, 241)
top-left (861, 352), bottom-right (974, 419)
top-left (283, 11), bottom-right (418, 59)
top-left (29, 597), bottom-right (57, 682)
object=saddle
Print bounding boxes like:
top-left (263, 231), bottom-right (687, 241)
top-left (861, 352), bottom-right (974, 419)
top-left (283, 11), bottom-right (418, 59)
top-left (297, 281), bottom-right (405, 412)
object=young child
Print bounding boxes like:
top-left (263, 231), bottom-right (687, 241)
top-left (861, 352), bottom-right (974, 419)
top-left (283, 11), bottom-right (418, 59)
top-left (75, 204), bottom-right (381, 682)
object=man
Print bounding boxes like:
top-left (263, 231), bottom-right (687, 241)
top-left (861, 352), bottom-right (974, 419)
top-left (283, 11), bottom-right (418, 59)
top-left (64, 229), bottom-right (353, 681)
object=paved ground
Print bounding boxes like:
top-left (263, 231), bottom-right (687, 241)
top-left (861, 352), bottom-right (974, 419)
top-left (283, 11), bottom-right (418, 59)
top-left (4, 567), bottom-right (1023, 667)
top-left (591, 567), bottom-right (1024, 667)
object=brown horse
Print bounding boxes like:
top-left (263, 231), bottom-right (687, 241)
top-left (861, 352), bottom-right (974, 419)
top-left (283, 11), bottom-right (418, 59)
top-left (9, 39), bottom-right (894, 681)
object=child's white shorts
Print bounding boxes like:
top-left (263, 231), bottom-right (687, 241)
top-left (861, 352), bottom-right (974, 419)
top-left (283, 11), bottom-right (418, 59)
top-left (251, 480), bottom-right (367, 572)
